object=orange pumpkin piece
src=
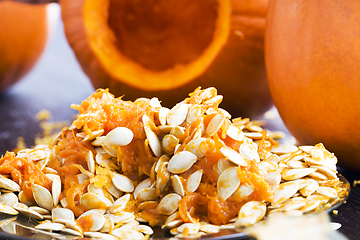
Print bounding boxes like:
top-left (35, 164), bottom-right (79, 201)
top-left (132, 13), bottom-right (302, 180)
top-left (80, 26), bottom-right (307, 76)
top-left (0, 1), bottom-right (52, 91)
top-left (0, 152), bottom-right (52, 203)
top-left (265, 0), bottom-right (360, 170)
top-left (60, 0), bottom-right (272, 118)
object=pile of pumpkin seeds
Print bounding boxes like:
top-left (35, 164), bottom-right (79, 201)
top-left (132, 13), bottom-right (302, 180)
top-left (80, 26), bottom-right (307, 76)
top-left (0, 87), bottom-right (348, 239)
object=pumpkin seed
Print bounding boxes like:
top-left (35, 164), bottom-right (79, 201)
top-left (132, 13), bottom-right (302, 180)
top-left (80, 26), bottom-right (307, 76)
top-left (109, 194), bottom-right (130, 214)
top-left (80, 192), bottom-right (112, 210)
top-left (186, 170), bottom-right (203, 193)
top-left (35, 222), bottom-right (65, 231)
top-left (157, 193), bottom-right (182, 215)
top-left (168, 151), bottom-right (197, 174)
top-left (144, 126), bottom-right (162, 158)
top-left (217, 166), bottom-right (241, 201)
top-left (111, 172), bottom-right (134, 193)
top-left (236, 201), bottom-right (266, 227)
top-left (52, 207), bottom-right (75, 221)
top-left (0, 175), bottom-right (20, 192)
top-left (78, 209), bottom-right (105, 232)
top-left (105, 127), bottom-right (134, 147)
top-left (167, 103), bottom-right (189, 126)
top-left (32, 184), bottom-right (53, 211)
top-left (205, 114), bottom-right (225, 137)
top-left (0, 193), bottom-right (18, 207)
top-left (272, 181), bottom-right (300, 205)
top-left (220, 147), bottom-right (248, 167)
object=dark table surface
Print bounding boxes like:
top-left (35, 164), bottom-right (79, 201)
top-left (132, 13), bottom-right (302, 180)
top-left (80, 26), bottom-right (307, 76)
top-left (0, 9), bottom-right (359, 240)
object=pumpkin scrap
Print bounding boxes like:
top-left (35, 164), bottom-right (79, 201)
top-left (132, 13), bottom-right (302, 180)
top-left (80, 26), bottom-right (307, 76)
top-left (0, 87), bottom-right (348, 238)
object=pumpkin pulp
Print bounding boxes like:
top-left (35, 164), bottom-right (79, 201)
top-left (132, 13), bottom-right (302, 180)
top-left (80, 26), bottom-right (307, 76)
top-left (0, 88), bottom-right (273, 226)
top-left (0, 152), bottom-right (52, 203)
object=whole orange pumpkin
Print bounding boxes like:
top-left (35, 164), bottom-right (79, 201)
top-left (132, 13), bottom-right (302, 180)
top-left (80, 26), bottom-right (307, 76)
top-left (265, 0), bottom-right (360, 169)
top-left (60, 0), bottom-right (272, 118)
top-left (0, 1), bottom-right (52, 91)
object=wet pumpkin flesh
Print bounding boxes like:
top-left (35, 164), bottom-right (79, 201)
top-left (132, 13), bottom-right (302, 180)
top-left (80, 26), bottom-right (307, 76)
top-left (0, 88), bottom-right (273, 228)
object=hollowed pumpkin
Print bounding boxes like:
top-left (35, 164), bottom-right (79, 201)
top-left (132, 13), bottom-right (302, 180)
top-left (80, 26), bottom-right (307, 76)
top-left (60, 0), bottom-right (271, 118)
top-left (265, 0), bottom-right (360, 170)
top-left (0, 1), bottom-right (50, 91)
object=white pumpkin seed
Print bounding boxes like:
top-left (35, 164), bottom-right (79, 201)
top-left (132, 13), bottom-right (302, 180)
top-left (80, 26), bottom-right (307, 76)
top-left (232, 184), bottom-right (255, 202)
top-left (317, 187), bottom-right (338, 199)
top-left (271, 145), bottom-right (298, 154)
top-left (162, 134), bottom-right (179, 154)
top-left (186, 105), bottom-right (203, 123)
top-left (105, 127), bottom-right (134, 146)
top-left (156, 162), bottom-right (170, 195)
top-left (106, 181), bottom-right (122, 199)
top-left (0, 193), bottom-right (18, 207)
top-left (109, 194), bottom-right (130, 214)
top-left (35, 222), bottom-right (65, 231)
top-left (168, 151), bottom-right (197, 174)
top-left (111, 173), bottom-right (134, 192)
top-left (0, 175), bottom-right (20, 192)
top-left (236, 201), bottom-right (266, 227)
top-left (51, 175), bottom-right (61, 207)
top-left (167, 103), bottom-right (189, 126)
top-left (177, 223), bottom-right (200, 235)
top-left (220, 147), bottom-right (248, 167)
top-left (217, 166), bottom-right (241, 201)
top-left (28, 206), bottom-right (50, 215)
top-left (78, 209), bottom-right (105, 232)
top-left (52, 207), bottom-right (75, 221)
top-left (144, 126), bottom-right (162, 158)
top-left (157, 193), bottom-right (182, 215)
top-left (137, 188), bottom-right (157, 202)
top-left (171, 175), bottom-right (185, 197)
top-left (226, 125), bottom-right (244, 141)
top-left (281, 168), bottom-right (317, 180)
top-left (272, 181), bottom-right (300, 205)
top-left (264, 172), bottom-right (281, 186)
top-left (111, 227), bottom-right (144, 240)
top-left (158, 107), bottom-right (170, 126)
top-left (0, 204), bottom-right (18, 215)
top-left (81, 192), bottom-right (112, 210)
top-left (184, 138), bottom-right (209, 158)
top-left (299, 179), bottom-right (319, 197)
top-left (32, 184), bottom-right (53, 211)
top-left (239, 139), bottom-right (260, 162)
top-left (134, 178), bottom-right (152, 199)
top-left (186, 170), bottom-right (203, 193)
top-left (205, 114), bottom-right (225, 137)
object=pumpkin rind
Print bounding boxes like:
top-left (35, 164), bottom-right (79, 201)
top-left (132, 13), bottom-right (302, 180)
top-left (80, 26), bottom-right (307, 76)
top-left (0, 1), bottom-right (49, 91)
top-left (265, 0), bottom-right (360, 169)
top-left (60, 0), bottom-right (271, 118)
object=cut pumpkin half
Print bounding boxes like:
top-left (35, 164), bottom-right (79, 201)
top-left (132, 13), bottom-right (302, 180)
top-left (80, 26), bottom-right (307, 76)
top-left (83, 0), bottom-right (230, 90)
top-left (61, 0), bottom-right (272, 118)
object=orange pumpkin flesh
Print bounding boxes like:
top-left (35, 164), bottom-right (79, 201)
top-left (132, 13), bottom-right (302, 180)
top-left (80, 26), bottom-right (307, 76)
top-left (265, 0), bottom-right (360, 170)
top-left (0, 1), bottom-right (49, 91)
top-left (60, 0), bottom-right (272, 118)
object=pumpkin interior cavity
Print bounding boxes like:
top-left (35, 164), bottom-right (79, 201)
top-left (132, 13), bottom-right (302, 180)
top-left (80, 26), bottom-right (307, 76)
top-left (107, 0), bottom-right (218, 71)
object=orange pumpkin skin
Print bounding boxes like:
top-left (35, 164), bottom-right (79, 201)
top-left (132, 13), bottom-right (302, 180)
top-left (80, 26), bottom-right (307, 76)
top-left (60, 0), bottom-right (272, 118)
top-left (266, 0), bottom-right (360, 169)
top-left (0, 1), bottom-right (49, 91)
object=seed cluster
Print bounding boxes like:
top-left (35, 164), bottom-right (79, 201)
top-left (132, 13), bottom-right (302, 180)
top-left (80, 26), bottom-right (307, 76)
top-left (0, 87), bottom-right (348, 239)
